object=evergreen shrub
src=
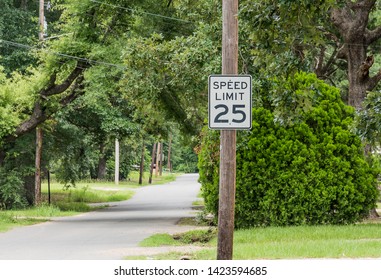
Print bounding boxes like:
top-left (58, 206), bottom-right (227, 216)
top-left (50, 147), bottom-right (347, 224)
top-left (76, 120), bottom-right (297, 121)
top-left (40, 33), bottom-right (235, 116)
top-left (198, 72), bottom-right (379, 228)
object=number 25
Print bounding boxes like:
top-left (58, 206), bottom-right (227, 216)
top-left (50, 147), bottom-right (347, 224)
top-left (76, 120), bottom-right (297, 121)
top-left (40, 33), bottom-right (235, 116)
top-left (214, 104), bottom-right (246, 123)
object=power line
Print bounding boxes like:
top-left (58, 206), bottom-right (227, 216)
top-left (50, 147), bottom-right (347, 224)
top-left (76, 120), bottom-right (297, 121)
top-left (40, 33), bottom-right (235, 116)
top-left (89, 0), bottom-right (193, 24)
top-left (0, 39), bottom-right (126, 69)
top-left (2, 32), bottom-right (381, 73)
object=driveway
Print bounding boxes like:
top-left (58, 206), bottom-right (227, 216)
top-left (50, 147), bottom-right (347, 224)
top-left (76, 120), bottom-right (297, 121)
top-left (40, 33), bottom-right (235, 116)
top-left (0, 173), bottom-right (201, 260)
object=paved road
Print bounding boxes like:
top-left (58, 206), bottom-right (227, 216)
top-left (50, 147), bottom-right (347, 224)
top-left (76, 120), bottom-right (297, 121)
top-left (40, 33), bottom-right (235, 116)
top-left (0, 174), bottom-right (201, 260)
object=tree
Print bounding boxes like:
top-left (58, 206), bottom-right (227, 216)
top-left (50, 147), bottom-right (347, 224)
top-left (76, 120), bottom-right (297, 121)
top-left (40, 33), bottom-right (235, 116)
top-left (1, 0), bottom-right (162, 207)
top-left (241, 0), bottom-right (381, 110)
top-left (330, 1), bottom-right (381, 109)
top-left (331, 0), bottom-right (381, 110)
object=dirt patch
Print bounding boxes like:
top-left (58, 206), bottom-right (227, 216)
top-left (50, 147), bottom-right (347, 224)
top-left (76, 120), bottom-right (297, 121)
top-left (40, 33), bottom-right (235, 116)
top-left (172, 228), bottom-right (217, 244)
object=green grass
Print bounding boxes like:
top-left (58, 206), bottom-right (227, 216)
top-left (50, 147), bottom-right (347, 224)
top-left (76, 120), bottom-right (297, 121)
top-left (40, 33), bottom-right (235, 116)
top-left (229, 224), bottom-right (381, 259)
top-left (51, 171), bottom-right (178, 189)
top-left (135, 223), bottom-right (381, 260)
top-left (0, 211), bottom-right (47, 232)
top-left (43, 186), bottom-right (134, 204)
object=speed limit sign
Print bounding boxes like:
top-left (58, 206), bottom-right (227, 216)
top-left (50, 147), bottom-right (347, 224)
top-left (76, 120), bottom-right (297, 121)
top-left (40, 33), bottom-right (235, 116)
top-left (208, 75), bottom-right (252, 130)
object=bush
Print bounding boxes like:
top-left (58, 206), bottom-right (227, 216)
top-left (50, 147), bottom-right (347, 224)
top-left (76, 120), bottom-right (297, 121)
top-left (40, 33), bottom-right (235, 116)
top-left (198, 72), bottom-right (379, 228)
top-left (0, 169), bottom-right (28, 209)
top-left (198, 126), bottom-right (220, 215)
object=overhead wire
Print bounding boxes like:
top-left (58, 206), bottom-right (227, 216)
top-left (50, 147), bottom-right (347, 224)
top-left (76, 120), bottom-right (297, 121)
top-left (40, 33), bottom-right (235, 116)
top-left (89, 0), bottom-right (193, 24)
top-left (2, 36), bottom-right (380, 70)
top-left (1, 0), bottom-right (381, 71)
top-left (0, 39), bottom-right (126, 69)
top-left (0, 0), bottom-right (195, 70)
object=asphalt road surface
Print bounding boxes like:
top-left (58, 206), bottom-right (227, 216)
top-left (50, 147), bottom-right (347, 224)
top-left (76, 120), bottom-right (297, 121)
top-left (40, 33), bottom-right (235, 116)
top-left (0, 173), bottom-right (201, 260)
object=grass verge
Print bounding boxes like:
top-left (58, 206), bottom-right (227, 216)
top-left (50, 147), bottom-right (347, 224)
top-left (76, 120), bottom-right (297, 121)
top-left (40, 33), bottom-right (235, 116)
top-left (134, 222), bottom-right (381, 260)
top-left (0, 211), bottom-right (47, 233)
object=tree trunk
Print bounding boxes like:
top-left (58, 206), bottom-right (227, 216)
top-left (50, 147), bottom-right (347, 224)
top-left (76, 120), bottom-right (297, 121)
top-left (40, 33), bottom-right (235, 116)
top-left (330, 1), bottom-right (381, 218)
top-left (20, 0), bottom-right (28, 10)
top-left (149, 142), bottom-right (157, 184)
top-left (347, 44), bottom-right (368, 110)
top-left (0, 149), bottom-right (6, 167)
top-left (330, 1), bottom-right (381, 110)
top-left (97, 143), bottom-right (107, 180)
top-left (24, 175), bottom-right (35, 206)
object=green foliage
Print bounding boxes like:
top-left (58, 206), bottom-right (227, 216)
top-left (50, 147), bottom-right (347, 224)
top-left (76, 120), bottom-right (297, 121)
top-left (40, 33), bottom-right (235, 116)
top-left (122, 22), bottom-right (220, 135)
top-left (170, 131), bottom-right (199, 173)
top-left (199, 72), bottom-right (379, 228)
top-left (197, 126), bottom-right (220, 215)
top-left (355, 91), bottom-right (381, 147)
top-left (240, 0), bottom-right (335, 72)
top-left (47, 119), bottom-right (100, 187)
top-left (0, 168), bottom-right (28, 210)
top-left (0, 0), bottom-right (39, 74)
top-left (0, 68), bottom-right (42, 144)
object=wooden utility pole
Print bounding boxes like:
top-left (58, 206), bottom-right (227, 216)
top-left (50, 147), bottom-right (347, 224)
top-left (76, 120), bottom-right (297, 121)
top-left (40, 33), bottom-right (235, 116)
top-left (39, 0), bottom-right (44, 41)
top-left (159, 143), bottom-right (164, 176)
top-left (34, 0), bottom-right (45, 206)
top-left (167, 135), bottom-right (172, 172)
top-left (149, 142), bottom-right (157, 184)
top-left (115, 138), bottom-right (120, 185)
top-left (35, 127), bottom-right (43, 205)
top-left (139, 139), bottom-right (145, 185)
top-left (155, 142), bottom-right (161, 177)
top-left (217, 0), bottom-right (238, 260)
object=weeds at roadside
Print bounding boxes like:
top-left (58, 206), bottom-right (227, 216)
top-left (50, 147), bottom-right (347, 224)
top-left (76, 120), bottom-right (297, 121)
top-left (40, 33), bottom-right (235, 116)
top-left (140, 228), bottom-right (217, 247)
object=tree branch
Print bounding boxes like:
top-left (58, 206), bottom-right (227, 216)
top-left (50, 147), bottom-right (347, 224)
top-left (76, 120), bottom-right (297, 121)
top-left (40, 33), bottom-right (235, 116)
top-left (315, 46), bottom-right (326, 77)
top-left (367, 70), bottom-right (381, 91)
top-left (336, 44), bottom-right (348, 59)
top-left (348, 0), bottom-right (376, 10)
top-left (41, 64), bottom-right (85, 97)
top-left (330, 7), bottom-right (353, 33)
top-left (366, 25), bottom-right (381, 45)
top-left (358, 55), bottom-right (374, 79)
top-left (5, 66), bottom-right (86, 143)
top-left (13, 102), bottom-right (46, 138)
top-left (59, 75), bottom-right (85, 106)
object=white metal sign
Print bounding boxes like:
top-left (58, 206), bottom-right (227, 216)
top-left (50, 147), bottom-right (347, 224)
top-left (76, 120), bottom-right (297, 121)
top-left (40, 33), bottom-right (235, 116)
top-left (208, 75), bottom-right (252, 130)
